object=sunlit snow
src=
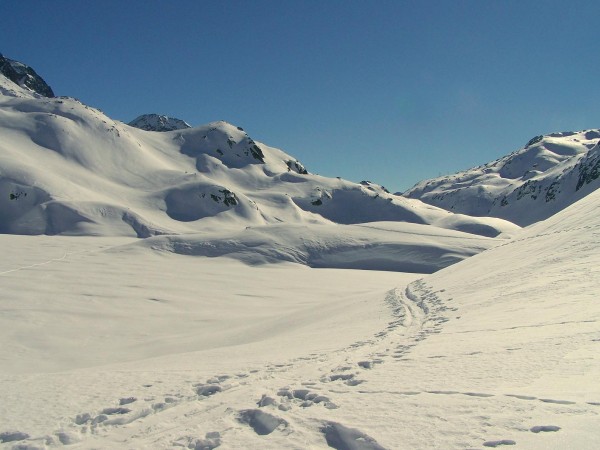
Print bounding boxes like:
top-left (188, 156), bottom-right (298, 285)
top-left (0, 63), bottom-right (599, 450)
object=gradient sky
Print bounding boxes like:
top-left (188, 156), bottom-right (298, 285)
top-left (3, 0), bottom-right (600, 192)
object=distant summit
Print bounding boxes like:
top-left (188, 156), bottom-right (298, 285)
top-left (0, 53), bottom-right (54, 97)
top-left (128, 114), bottom-right (191, 132)
top-left (403, 129), bottom-right (600, 226)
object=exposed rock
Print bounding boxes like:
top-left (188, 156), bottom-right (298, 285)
top-left (128, 113), bottom-right (191, 132)
top-left (0, 53), bottom-right (54, 97)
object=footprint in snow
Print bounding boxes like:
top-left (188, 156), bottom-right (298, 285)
top-left (328, 373), bottom-right (354, 382)
top-left (101, 407), bottom-right (131, 415)
top-left (119, 396), bottom-right (137, 405)
top-left (321, 421), bottom-right (387, 450)
top-left (196, 385), bottom-right (222, 397)
top-left (326, 373), bottom-right (365, 386)
top-left (173, 432), bottom-right (221, 450)
top-left (357, 361), bottom-right (374, 369)
top-left (238, 409), bottom-right (288, 435)
top-left (276, 388), bottom-right (338, 410)
top-left (75, 405), bottom-right (153, 428)
top-left (0, 431), bottom-right (30, 443)
top-left (55, 430), bottom-right (81, 445)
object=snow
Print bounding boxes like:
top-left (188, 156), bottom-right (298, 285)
top-left (404, 130), bottom-right (600, 225)
top-left (1, 186), bottom-right (599, 448)
top-left (0, 73), bottom-right (518, 239)
top-left (1, 69), bottom-right (599, 449)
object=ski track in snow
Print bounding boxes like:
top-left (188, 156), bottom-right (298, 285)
top-left (0, 253), bottom-right (67, 275)
top-left (3, 277), bottom-right (591, 449)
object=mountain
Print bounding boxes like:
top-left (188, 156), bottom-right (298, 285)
top-left (2, 55), bottom-right (599, 450)
top-left (0, 70), bottom-right (517, 246)
top-left (0, 53), bottom-right (54, 97)
top-left (403, 130), bottom-right (600, 226)
top-left (0, 139), bottom-right (598, 450)
top-left (128, 113), bottom-right (191, 132)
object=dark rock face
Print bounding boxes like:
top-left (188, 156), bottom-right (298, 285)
top-left (0, 53), bottom-right (54, 97)
top-left (128, 114), bottom-right (191, 132)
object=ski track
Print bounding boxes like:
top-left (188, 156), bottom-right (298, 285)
top-left (0, 252), bottom-right (70, 276)
top-left (3, 278), bottom-right (592, 449)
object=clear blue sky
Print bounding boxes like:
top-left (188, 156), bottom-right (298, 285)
top-left (3, 0), bottom-right (600, 192)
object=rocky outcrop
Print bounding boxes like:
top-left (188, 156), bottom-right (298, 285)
top-left (0, 53), bottom-right (54, 97)
top-left (128, 114), bottom-right (191, 132)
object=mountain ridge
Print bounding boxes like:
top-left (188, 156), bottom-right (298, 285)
top-left (403, 130), bottom-right (600, 225)
top-left (0, 53), bottom-right (54, 97)
top-left (0, 71), bottom-right (516, 244)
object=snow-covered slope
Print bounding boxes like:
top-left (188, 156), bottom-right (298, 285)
top-left (0, 53), bottom-right (54, 97)
top-left (140, 221), bottom-right (497, 273)
top-left (0, 72), bottom-right (517, 247)
top-left (0, 165), bottom-right (598, 449)
top-left (128, 113), bottom-right (191, 132)
top-left (403, 130), bottom-right (600, 225)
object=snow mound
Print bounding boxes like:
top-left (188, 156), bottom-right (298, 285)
top-left (139, 222), bottom-right (498, 273)
top-left (403, 130), bottom-right (600, 225)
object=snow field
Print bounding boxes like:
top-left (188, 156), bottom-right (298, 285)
top-left (1, 184), bottom-right (599, 449)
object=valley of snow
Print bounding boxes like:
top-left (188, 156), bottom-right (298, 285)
top-left (1, 173), bottom-right (599, 450)
top-left (1, 64), bottom-right (599, 450)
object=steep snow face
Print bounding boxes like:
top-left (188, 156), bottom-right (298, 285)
top-left (0, 53), bottom-right (54, 97)
top-left (128, 113), bottom-right (191, 132)
top-left (403, 130), bottom-right (600, 225)
top-left (0, 74), bottom-right (518, 240)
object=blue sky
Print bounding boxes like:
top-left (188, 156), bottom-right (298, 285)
top-left (3, 0), bottom-right (600, 192)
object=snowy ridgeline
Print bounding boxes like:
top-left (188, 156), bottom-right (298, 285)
top-left (0, 70), bottom-right (521, 272)
top-left (403, 130), bottom-right (600, 225)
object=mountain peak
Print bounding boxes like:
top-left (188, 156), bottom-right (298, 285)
top-left (403, 128), bottom-right (600, 225)
top-left (0, 53), bottom-right (54, 97)
top-left (128, 114), bottom-right (191, 132)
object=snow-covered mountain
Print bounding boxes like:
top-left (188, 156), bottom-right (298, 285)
top-left (2, 54), bottom-right (600, 450)
top-left (0, 70), bottom-right (516, 246)
top-left (1, 144), bottom-right (598, 450)
top-left (128, 113), bottom-right (191, 132)
top-left (403, 130), bottom-right (600, 225)
top-left (0, 53), bottom-right (54, 97)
